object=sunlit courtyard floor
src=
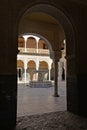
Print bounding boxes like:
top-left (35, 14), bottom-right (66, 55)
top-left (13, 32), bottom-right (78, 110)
top-left (17, 81), bottom-right (66, 117)
top-left (16, 81), bottom-right (87, 130)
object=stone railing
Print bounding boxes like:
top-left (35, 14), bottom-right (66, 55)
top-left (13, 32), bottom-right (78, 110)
top-left (18, 47), bottom-right (49, 55)
top-left (26, 48), bottom-right (37, 53)
top-left (38, 49), bottom-right (49, 54)
top-left (18, 47), bottom-right (25, 52)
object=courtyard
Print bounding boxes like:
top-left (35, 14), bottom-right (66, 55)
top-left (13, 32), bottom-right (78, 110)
top-left (17, 81), bottom-right (66, 117)
top-left (16, 81), bottom-right (87, 130)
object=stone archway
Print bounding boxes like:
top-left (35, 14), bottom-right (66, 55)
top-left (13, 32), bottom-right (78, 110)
top-left (16, 1), bottom-right (77, 123)
top-left (1, 1), bottom-right (87, 129)
top-left (16, 4), bottom-right (78, 112)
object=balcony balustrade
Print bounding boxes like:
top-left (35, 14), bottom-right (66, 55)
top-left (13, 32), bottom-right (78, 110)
top-left (18, 47), bottom-right (49, 55)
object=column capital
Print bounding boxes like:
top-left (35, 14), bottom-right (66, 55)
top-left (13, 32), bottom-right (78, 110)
top-left (53, 58), bottom-right (59, 64)
top-left (54, 50), bottom-right (61, 61)
top-left (54, 59), bottom-right (59, 63)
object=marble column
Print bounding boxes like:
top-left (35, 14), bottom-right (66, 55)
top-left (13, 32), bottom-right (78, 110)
top-left (36, 37), bottom-right (40, 53)
top-left (23, 35), bottom-right (29, 52)
top-left (24, 59), bottom-right (27, 83)
top-left (49, 68), bottom-right (51, 81)
top-left (48, 64), bottom-right (51, 81)
top-left (54, 59), bottom-right (59, 97)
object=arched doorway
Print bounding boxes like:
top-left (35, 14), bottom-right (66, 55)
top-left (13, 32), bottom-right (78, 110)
top-left (27, 60), bottom-right (36, 81)
top-left (17, 33), bottom-right (57, 116)
top-left (17, 13), bottom-right (67, 118)
top-left (2, 1), bottom-right (87, 129)
top-left (16, 2), bottom-right (76, 124)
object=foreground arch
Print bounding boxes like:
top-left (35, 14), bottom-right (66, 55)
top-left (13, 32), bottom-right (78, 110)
top-left (1, 1), bottom-right (87, 129)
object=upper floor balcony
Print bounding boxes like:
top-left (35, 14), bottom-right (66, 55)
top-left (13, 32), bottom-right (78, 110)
top-left (18, 47), bottom-right (50, 55)
top-left (18, 35), bottom-right (51, 56)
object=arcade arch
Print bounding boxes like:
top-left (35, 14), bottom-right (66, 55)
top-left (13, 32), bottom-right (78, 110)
top-left (17, 60), bottom-right (24, 82)
top-left (38, 39), bottom-right (48, 49)
top-left (17, 34), bottom-right (54, 83)
top-left (26, 37), bottom-right (36, 48)
top-left (27, 60), bottom-right (36, 81)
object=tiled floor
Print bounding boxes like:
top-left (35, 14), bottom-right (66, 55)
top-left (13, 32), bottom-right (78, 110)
top-left (17, 81), bottom-right (66, 117)
top-left (16, 81), bottom-right (87, 130)
top-left (16, 111), bottom-right (87, 130)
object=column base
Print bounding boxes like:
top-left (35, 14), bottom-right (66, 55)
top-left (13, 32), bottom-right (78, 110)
top-left (53, 93), bottom-right (60, 97)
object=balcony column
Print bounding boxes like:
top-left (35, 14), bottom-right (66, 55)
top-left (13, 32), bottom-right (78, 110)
top-left (36, 37), bottom-right (40, 53)
top-left (23, 35), bottom-right (29, 52)
top-left (54, 59), bottom-right (59, 97)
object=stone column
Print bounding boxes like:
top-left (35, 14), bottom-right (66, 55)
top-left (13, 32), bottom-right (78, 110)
top-left (36, 59), bottom-right (39, 81)
top-left (48, 63), bottom-right (51, 81)
top-left (36, 59), bottom-right (39, 70)
top-left (54, 59), bottom-right (59, 97)
top-left (58, 60), bottom-right (62, 81)
top-left (49, 68), bottom-right (51, 81)
top-left (36, 37), bottom-right (40, 53)
top-left (24, 59), bottom-right (27, 83)
top-left (23, 35), bottom-right (29, 52)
